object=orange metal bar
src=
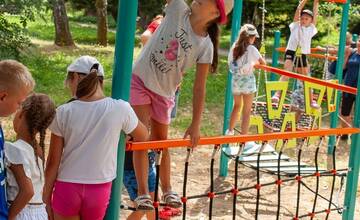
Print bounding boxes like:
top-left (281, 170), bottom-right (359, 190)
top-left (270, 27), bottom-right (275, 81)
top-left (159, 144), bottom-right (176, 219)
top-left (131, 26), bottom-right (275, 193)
top-left (324, 0), bottom-right (347, 3)
top-left (276, 47), bottom-right (337, 61)
top-left (126, 128), bottom-right (360, 151)
top-left (255, 64), bottom-right (357, 94)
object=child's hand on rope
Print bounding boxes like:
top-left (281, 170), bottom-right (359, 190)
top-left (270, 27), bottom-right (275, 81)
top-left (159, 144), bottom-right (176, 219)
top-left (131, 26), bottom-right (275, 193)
top-left (184, 122), bottom-right (201, 147)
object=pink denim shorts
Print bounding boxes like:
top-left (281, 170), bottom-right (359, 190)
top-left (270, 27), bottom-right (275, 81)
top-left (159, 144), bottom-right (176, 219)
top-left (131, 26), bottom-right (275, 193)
top-left (130, 74), bottom-right (175, 125)
top-left (52, 181), bottom-right (112, 220)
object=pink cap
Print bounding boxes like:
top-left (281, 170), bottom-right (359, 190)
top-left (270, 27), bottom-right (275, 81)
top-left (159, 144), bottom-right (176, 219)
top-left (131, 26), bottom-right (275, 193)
top-left (215, 0), bottom-right (227, 24)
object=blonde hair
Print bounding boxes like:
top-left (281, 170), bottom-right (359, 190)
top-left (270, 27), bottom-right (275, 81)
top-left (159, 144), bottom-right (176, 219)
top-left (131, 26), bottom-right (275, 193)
top-left (0, 60), bottom-right (35, 92)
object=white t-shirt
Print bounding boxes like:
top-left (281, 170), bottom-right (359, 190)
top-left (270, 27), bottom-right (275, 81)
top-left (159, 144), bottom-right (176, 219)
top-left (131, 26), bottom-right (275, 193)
top-left (132, 0), bottom-right (214, 98)
top-left (5, 140), bottom-right (44, 203)
top-left (286, 22), bottom-right (318, 54)
top-left (228, 45), bottom-right (261, 76)
top-left (49, 97), bottom-right (138, 184)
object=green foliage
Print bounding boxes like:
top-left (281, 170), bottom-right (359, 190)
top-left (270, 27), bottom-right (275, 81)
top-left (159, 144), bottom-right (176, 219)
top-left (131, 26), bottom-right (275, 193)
top-left (349, 4), bottom-right (360, 34)
top-left (0, 15), bottom-right (30, 58)
top-left (0, 0), bottom-right (45, 58)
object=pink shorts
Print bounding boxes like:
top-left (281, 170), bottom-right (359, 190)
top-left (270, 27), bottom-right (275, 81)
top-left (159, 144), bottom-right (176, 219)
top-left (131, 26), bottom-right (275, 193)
top-left (52, 181), bottom-right (112, 220)
top-left (130, 74), bottom-right (175, 125)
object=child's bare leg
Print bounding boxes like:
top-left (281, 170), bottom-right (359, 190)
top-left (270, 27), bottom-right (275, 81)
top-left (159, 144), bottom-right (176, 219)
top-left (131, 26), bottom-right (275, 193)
top-left (132, 105), bottom-right (151, 198)
top-left (241, 93), bottom-right (254, 135)
top-left (133, 150), bottom-right (150, 195)
top-left (150, 120), bottom-right (171, 193)
top-left (229, 95), bottom-right (243, 132)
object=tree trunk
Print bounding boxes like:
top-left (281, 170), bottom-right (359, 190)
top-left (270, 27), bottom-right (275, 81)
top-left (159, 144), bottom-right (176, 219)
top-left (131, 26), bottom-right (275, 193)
top-left (52, 0), bottom-right (75, 46)
top-left (96, 0), bottom-right (108, 46)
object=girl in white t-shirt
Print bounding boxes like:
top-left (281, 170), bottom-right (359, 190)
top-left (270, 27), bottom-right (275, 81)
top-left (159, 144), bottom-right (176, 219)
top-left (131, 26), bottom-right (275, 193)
top-left (43, 56), bottom-right (148, 220)
top-left (6, 93), bottom-right (56, 220)
top-left (272, 0), bottom-right (319, 109)
top-left (131, 0), bottom-right (234, 210)
top-left (226, 24), bottom-right (265, 136)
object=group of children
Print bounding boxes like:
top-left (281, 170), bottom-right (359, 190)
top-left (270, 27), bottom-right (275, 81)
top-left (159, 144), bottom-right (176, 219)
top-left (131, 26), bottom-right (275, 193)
top-left (0, 0), bottom-right (323, 219)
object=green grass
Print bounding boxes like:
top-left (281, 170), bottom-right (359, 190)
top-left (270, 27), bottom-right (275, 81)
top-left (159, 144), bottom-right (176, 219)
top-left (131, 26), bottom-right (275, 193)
top-left (26, 16), bottom-right (117, 45)
top-left (20, 45), bottom-right (117, 105)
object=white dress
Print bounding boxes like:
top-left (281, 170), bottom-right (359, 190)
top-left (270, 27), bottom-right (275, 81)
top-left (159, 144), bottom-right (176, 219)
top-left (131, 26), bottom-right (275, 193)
top-left (5, 140), bottom-right (47, 220)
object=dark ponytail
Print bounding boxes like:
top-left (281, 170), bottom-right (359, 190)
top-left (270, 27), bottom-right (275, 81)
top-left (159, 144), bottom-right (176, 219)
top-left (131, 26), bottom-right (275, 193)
top-left (76, 65), bottom-right (104, 99)
top-left (207, 22), bottom-right (220, 73)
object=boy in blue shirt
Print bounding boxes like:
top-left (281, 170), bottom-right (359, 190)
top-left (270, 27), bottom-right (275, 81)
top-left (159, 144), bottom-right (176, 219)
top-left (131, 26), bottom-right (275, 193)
top-left (0, 60), bottom-right (34, 219)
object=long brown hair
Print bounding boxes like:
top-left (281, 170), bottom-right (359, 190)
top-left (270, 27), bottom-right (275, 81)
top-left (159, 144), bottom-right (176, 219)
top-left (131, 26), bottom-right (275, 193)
top-left (21, 93), bottom-right (56, 170)
top-left (232, 31), bottom-right (253, 61)
top-left (207, 20), bottom-right (220, 73)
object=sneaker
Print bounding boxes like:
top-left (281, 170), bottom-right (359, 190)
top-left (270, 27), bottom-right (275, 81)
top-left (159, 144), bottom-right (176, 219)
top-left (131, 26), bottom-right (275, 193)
top-left (243, 141), bottom-right (262, 153)
top-left (310, 100), bottom-right (320, 109)
top-left (271, 94), bottom-right (280, 103)
top-left (225, 129), bottom-right (234, 136)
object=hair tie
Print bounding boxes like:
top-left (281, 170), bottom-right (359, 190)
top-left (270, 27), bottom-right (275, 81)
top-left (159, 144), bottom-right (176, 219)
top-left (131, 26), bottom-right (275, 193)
top-left (215, 0), bottom-right (227, 24)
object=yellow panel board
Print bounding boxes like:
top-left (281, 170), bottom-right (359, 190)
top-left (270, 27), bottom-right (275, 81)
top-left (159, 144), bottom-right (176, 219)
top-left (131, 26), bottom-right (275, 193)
top-left (304, 81), bottom-right (326, 116)
top-left (295, 46), bottom-right (302, 57)
top-left (326, 80), bottom-right (339, 113)
top-left (265, 81), bottom-right (289, 120)
top-left (249, 115), bottom-right (264, 134)
top-left (276, 112), bottom-right (296, 149)
top-left (309, 109), bottom-right (322, 144)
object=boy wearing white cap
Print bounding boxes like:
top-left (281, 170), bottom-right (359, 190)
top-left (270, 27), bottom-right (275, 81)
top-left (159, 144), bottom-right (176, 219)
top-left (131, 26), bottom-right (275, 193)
top-left (272, 0), bottom-right (319, 110)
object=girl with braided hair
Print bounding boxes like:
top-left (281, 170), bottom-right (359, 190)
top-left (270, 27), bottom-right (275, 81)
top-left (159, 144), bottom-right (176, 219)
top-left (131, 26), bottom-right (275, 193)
top-left (5, 93), bottom-right (56, 220)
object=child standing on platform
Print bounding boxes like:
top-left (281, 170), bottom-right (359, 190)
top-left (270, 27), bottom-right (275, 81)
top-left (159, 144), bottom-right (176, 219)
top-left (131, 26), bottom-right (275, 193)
top-left (226, 24), bottom-right (265, 136)
top-left (6, 94), bottom-right (55, 220)
top-left (43, 56), bottom-right (148, 220)
top-left (272, 0), bottom-right (319, 110)
top-left (0, 60), bottom-right (35, 220)
top-left (130, 0), bottom-right (234, 211)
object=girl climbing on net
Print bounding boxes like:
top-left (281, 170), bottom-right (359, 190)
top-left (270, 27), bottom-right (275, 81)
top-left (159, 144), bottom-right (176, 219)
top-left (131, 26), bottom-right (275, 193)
top-left (5, 94), bottom-right (56, 220)
top-left (225, 24), bottom-right (266, 141)
top-left (130, 0), bottom-right (234, 211)
top-left (43, 56), bottom-right (148, 220)
top-left (272, 0), bottom-right (319, 112)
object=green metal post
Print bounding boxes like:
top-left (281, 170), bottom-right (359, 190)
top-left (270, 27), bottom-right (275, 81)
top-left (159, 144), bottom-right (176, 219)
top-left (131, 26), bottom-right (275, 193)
top-left (271, 31), bottom-right (281, 81)
top-left (342, 68), bottom-right (360, 220)
top-left (352, 34), bottom-right (358, 43)
top-left (104, 0), bottom-right (138, 219)
top-left (327, 0), bottom-right (350, 155)
top-left (219, 0), bottom-right (243, 177)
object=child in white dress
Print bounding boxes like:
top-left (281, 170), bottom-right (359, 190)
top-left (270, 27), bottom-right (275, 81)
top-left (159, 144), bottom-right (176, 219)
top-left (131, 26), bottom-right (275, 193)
top-left (5, 94), bottom-right (56, 220)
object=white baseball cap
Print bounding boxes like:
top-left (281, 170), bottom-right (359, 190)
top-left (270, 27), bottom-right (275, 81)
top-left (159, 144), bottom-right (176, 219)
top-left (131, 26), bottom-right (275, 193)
top-left (67, 56), bottom-right (105, 77)
top-left (241, 24), bottom-right (260, 38)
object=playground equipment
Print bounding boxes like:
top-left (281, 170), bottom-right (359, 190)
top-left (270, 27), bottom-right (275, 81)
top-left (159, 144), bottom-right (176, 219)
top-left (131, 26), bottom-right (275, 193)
top-left (104, 0), bottom-right (360, 219)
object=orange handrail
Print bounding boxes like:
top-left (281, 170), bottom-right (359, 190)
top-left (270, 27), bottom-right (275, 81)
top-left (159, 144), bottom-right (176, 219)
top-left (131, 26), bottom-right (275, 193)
top-left (324, 0), bottom-right (347, 3)
top-left (126, 128), bottom-right (360, 151)
top-left (276, 47), bottom-right (337, 61)
top-left (255, 64), bottom-right (357, 94)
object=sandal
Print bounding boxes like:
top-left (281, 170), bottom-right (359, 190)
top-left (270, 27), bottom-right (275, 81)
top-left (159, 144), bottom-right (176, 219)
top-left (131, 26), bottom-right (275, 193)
top-left (134, 194), bottom-right (154, 211)
top-left (162, 191), bottom-right (182, 208)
